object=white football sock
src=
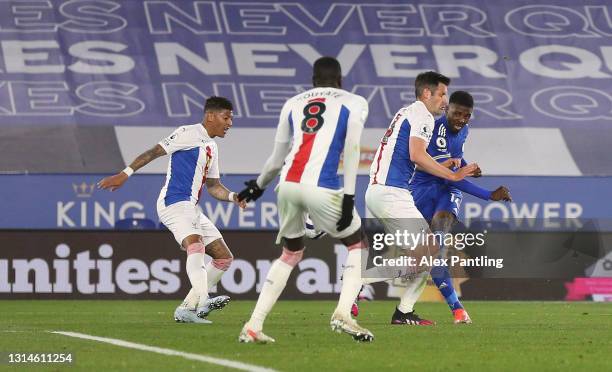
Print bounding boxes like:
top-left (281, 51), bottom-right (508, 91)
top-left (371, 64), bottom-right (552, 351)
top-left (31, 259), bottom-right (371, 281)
top-left (205, 261), bottom-right (226, 290)
top-left (249, 259), bottom-right (293, 331)
top-left (335, 249), bottom-right (362, 317)
top-left (186, 252), bottom-right (208, 308)
top-left (362, 266), bottom-right (394, 284)
top-left (397, 271), bottom-right (429, 313)
top-left (181, 289), bottom-right (198, 310)
top-left (180, 261), bottom-right (227, 310)
top-left (181, 261), bottom-right (225, 310)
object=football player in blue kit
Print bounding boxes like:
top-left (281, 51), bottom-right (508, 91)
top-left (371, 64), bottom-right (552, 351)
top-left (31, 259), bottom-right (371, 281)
top-left (402, 90), bottom-right (512, 324)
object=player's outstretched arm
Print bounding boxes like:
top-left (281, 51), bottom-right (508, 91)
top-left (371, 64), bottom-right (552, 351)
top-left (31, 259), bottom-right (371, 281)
top-left (409, 137), bottom-right (477, 182)
top-left (97, 144), bottom-right (167, 191)
top-left (450, 179), bottom-right (493, 200)
top-left (239, 102), bottom-right (293, 203)
top-left (206, 178), bottom-right (247, 208)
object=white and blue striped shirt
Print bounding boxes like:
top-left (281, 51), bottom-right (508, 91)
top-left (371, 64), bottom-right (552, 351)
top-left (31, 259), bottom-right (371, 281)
top-left (369, 101), bottom-right (435, 190)
top-left (157, 124), bottom-right (219, 206)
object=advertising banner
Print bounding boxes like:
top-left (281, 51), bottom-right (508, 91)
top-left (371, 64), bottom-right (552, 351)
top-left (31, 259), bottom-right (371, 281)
top-left (0, 230), bottom-right (348, 300)
top-left (1, 174), bottom-right (611, 229)
top-left (1, 230), bottom-right (610, 300)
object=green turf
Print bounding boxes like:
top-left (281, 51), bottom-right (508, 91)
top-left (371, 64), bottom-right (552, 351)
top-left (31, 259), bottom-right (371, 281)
top-left (1, 300), bottom-right (611, 371)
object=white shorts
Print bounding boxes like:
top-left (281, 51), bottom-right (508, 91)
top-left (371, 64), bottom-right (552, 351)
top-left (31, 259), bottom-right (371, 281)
top-left (275, 182), bottom-right (361, 244)
top-left (157, 199), bottom-right (222, 248)
top-left (365, 183), bottom-right (429, 238)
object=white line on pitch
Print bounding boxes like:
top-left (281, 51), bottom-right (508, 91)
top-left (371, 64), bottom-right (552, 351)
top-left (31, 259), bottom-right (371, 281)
top-left (51, 331), bottom-right (277, 372)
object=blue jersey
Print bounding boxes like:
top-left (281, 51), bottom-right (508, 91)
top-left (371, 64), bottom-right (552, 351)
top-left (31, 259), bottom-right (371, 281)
top-left (409, 116), bottom-right (469, 220)
top-left (410, 116), bottom-right (469, 187)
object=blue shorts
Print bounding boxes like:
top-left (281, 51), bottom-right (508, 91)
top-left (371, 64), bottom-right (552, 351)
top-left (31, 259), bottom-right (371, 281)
top-left (410, 182), bottom-right (463, 222)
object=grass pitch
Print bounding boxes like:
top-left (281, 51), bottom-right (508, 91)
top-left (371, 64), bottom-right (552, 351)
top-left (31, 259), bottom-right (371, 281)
top-left (1, 300), bottom-right (611, 371)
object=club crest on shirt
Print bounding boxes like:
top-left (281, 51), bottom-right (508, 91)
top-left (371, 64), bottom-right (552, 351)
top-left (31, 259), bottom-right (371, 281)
top-left (436, 136), bottom-right (447, 151)
top-left (419, 125), bottom-right (431, 140)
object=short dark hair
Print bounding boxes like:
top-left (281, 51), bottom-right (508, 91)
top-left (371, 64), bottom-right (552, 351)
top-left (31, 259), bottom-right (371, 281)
top-left (313, 56), bottom-right (341, 86)
top-left (205, 96), bottom-right (233, 112)
top-left (449, 91), bottom-right (474, 108)
top-left (414, 71), bottom-right (451, 98)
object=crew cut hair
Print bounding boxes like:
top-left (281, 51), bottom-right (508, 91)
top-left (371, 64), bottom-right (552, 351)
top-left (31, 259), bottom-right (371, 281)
top-left (205, 96), bottom-right (233, 112)
top-left (414, 71), bottom-right (451, 98)
top-left (449, 91), bottom-right (474, 108)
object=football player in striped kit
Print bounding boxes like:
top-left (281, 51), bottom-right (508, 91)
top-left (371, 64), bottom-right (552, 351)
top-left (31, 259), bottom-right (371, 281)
top-left (237, 57), bottom-right (373, 343)
top-left (98, 96), bottom-right (245, 324)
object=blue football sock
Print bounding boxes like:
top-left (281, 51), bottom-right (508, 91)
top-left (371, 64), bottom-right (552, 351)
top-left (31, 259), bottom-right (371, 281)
top-left (431, 231), bottom-right (463, 311)
top-left (431, 264), bottom-right (462, 311)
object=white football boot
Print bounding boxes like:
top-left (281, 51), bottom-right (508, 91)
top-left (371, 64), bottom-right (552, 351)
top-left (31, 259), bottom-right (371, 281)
top-left (174, 307), bottom-right (212, 324)
top-left (330, 312), bottom-right (374, 342)
top-left (238, 324), bottom-right (275, 344)
top-left (196, 295), bottom-right (231, 318)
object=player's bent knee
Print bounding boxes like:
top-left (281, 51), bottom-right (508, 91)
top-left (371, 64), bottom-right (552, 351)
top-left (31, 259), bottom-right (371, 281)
top-left (186, 242), bottom-right (205, 255)
top-left (431, 211), bottom-right (456, 231)
top-left (433, 210), bottom-right (454, 221)
top-left (434, 211), bottom-right (455, 220)
top-left (212, 257), bottom-right (233, 271)
top-left (280, 247), bottom-right (304, 267)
